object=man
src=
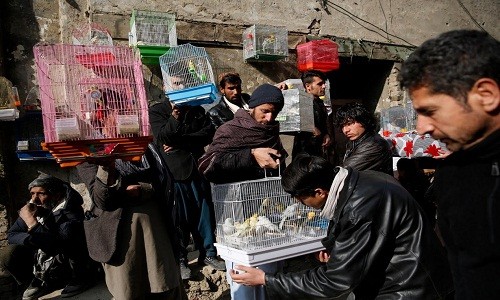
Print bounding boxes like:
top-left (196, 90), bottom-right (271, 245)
top-left (198, 83), bottom-right (287, 299)
top-left (398, 29), bottom-right (500, 299)
top-left (335, 102), bottom-right (393, 175)
top-left (229, 154), bottom-right (454, 299)
top-left (292, 70), bottom-right (331, 159)
top-left (208, 72), bottom-right (251, 129)
top-left (149, 95), bottom-right (225, 280)
top-left (0, 173), bottom-right (91, 299)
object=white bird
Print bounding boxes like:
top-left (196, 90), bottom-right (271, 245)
top-left (255, 216), bottom-right (281, 235)
top-left (279, 203), bottom-right (300, 230)
top-left (222, 218), bottom-right (235, 235)
top-left (232, 214), bottom-right (258, 237)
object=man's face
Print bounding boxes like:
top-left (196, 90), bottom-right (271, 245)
top-left (170, 76), bottom-right (185, 91)
top-left (250, 103), bottom-right (279, 125)
top-left (295, 188), bottom-right (327, 209)
top-left (221, 82), bottom-right (242, 103)
top-left (305, 76), bottom-right (326, 98)
top-left (29, 187), bottom-right (54, 209)
top-left (410, 86), bottom-right (488, 152)
top-left (341, 120), bottom-right (366, 141)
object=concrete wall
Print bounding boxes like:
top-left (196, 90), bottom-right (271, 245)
top-left (0, 0), bottom-right (499, 234)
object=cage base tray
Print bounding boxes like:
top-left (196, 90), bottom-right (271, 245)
top-left (245, 54), bottom-right (288, 62)
top-left (42, 136), bottom-right (153, 167)
top-left (214, 236), bottom-right (325, 267)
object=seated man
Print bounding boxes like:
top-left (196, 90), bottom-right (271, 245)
top-left (335, 102), bottom-right (393, 175)
top-left (0, 173), bottom-right (91, 300)
top-left (230, 154), bottom-right (454, 299)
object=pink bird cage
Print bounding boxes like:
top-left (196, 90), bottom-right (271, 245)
top-left (33, 44), bottom-right (152, 167)
top-left (297, 39), bottom-right (340, 73)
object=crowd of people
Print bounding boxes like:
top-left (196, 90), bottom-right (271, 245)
top-left (0, 29), bottom-right (498, 300)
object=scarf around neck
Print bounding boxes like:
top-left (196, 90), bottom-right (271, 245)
top-left (319, 167), bottom-right (349, 220)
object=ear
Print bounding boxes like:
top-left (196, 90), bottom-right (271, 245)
top-left (472, 78), bottom-right (500, 113)
top-left (314, 188), bottom-right (327, 198)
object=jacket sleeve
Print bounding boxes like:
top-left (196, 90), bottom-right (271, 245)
top-left (265, 195), bottom-right (389, 299)
top-left (343, 136), bottom-right (391, 172)
top-left (76, 162), bottom-right (123, 211)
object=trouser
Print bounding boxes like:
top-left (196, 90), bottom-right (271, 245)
top-left (225, 261), bottom-right (283, 300)
top-left (174, 175), bottom-right (217, 259)
top-left (0, 244), bottom-right (35, 285)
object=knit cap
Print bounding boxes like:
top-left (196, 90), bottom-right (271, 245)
top-left (248, 84), bottom-right (284, 111)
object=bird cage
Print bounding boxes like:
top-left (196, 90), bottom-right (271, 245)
top-left (72, 22), bottom-right (114, 46)
top-left (277, 86), bottom-right (314, 133)
top-left (243, 24), bottom-right (288, 62)
top-left (297, 39), bottom-right (340, 72)
top-left (33, 44), bottom-right (152, 167)
top-left (159, 43), bottom-right (217, 106)
top-left (212, 177), bottom-right (329, 266)
top-left (129, 10), bottom-right (177, 65)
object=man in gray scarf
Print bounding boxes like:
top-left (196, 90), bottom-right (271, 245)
top-left (229, 154), bottom-right (454, 299)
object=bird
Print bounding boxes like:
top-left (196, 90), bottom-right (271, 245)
top-left (188, 60), bottom-right (207, 83)
top-left (222, 217), bottom-right (235, 235)
top-left (255, 216), bottom-right (281, 235)
top-left (257, 198), bottom-right (271, 216)
top-left (232, 214), bottom-right (258, 237)
top-left (279, 203), bottom-right (300, 230)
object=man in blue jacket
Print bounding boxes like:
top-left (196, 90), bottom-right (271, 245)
top-left (0, 173), bottom-right (91, 299)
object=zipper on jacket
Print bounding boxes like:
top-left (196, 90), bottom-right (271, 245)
top-left (487, 161), bottom-right (499, 243)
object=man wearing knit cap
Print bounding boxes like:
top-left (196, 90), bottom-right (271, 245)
top-left (199, 83), bottom-right (288, 299)
top-left (0, 173), bottom-right (91, 299)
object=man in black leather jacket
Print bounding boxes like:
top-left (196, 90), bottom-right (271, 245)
top-left (335, 102), bottom-right (393, 175)
top-left (207, 72), bottom-right (251, 129)
top-left (230, 154), bottom-right (454, 299)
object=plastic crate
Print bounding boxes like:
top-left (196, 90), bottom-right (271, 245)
top-left (212, 177), bottom-right (328, 258)
top-left (297, 39), bottom-right (340, 72)
top-left (243, 25), bottom-right (288, 61)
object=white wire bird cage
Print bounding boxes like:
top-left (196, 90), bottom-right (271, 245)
top-left (212, 177), bottom-right (329, 266)
top-left (33, 44), bottom-right (151, 167)
top-left (277, 83), bottom-right (315, 133)
top-left (243, 24), bottom-right (288, 61)
top-left (129, 10), bottom-right (177, 64)
top-left (72, 22), bottom-right (114, 46)
top-left (159, 43), bottom-right (217, 106)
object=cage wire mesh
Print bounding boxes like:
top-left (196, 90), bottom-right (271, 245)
top-left (277, 80), bottom-right (315, 133)
top-left (159, 44), bottom-right (217, 105)
top-left (129, 10), bottom-right (177, 47)
top-left (243, 25), bottom-right (288, 61)
top-left (212, 177), bottom-right (329, 252)
top-left (72, 22), bottom-right (113, 46)
top-left (34, 44), bottom-right (149, 143)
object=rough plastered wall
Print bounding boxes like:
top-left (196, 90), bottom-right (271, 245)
top-left (1, 0), bottom-right (499, 235)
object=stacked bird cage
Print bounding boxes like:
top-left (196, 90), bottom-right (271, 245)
top-left (277, 79), bottom-right (315, 133)
top-left (297, 39), bottom-right (340, 72)
top-left (159, 43), bottom-right (217, 106)
top-left (72, 22), bottom-right (114, 46)
top-left (129, 10), bottom-right (177, 64)
top-left (33, 44), bottom-right (151, 167)
top-left (243, 24), bottom-right (288, 61)
top-left (213, 177), bottom-right (329, 266)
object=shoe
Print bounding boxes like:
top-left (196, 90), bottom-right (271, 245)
top-left (61, 279), bottom-right (91, 298)
top-left (201, 256), bottom-right (226, 271)
top-left (179, 258), bottom-right (192, 280)
top-left (22, 278), bottom-right (54, 300)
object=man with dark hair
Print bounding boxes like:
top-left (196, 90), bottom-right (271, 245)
top-left (0, 173), bottom-right (91, 299)
top-left (229, 154), bottom-right (454, 299)
top-left (208, 72), bottom-right (251, 129)
top-left (398, 29), bottom-right (500, 299)
top-left (335, 102), bottom-right (393, 175)
top-left (292, 70), bottom-right (331, 159)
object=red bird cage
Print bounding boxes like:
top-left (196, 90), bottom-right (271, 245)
top-left (297, 39), bottom-right (340, 73)
top-left (33, 44), bottom-right (151, 167)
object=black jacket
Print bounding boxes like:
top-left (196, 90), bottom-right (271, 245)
top-left (432, 129), bottom-right (500, 300)
top-left (265, 169), bottom-right (454, 299)
top-left (149, 100), bottom-right (215, 181)
top-left (343, 131), bottom-right (393, 175)
top-left (207, 94), bottom-right (251, 129)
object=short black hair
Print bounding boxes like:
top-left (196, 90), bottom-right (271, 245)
top-left (281, 154), bottom-right (336, 198)
top-left (334, 102), bottom-right (377, 132)
top-left (301, 70), bottom-right (327, 88)
top-left (218, 72), bottom-right (242, 89)
top-left (399, 30), bottom-right (500, 105)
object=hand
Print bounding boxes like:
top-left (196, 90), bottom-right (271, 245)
top-left (19, 202), bottom-right (38, 228)
top-left (434, 149), bottom-right (452, 159)
top-left (125, 185), bottom-right (141, 198)
top-left (275, 82), bottom-right (288, 90)
top-left (163, 144), bottom-right (173, 152)
top-left (322, 134), bottom-right (331, 147)
top-left (251, 148), bottom-right (281, 169)
top-left (230, 265), bottom-right (266, 286)
top-left (170, 102), bottom-right (186, 120)
top-left (314, 250), bottom-right (330, 263)
top-left (312, 126), bottom-right (322, 137)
